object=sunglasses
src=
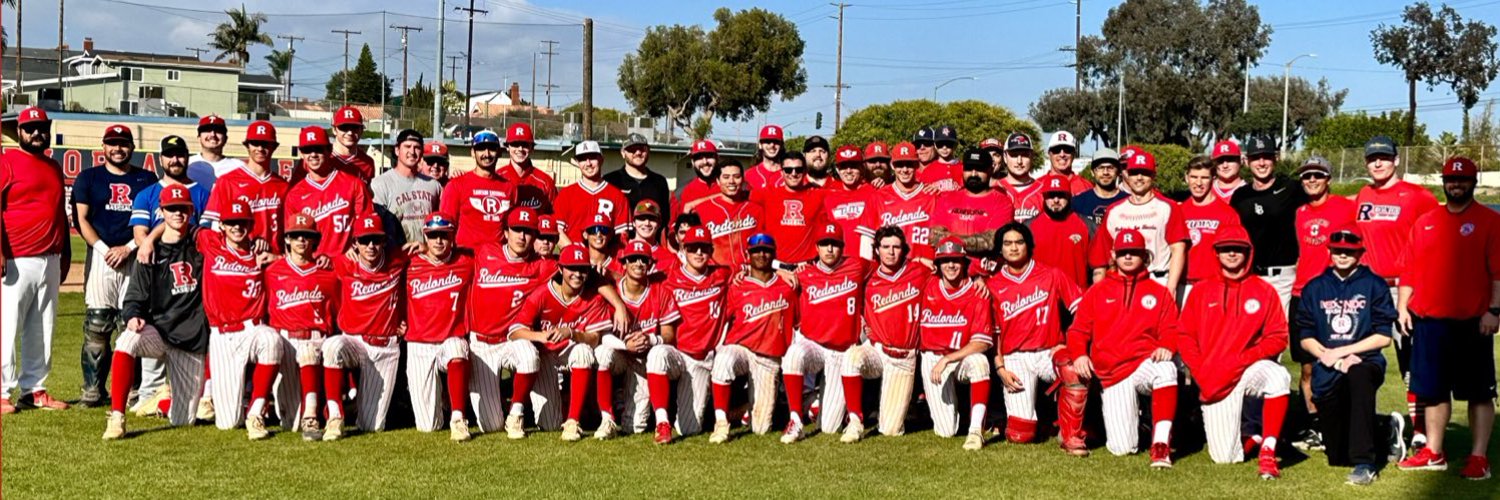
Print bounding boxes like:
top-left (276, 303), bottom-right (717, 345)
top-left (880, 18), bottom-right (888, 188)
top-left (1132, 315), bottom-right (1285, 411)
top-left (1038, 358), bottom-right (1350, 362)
top-left (585, 226), bottom-right (612, 236)
top-left (782, 166), bottom-right (808, 174)
top-left (836, 163), bottom-right (862, 170)
top-left (356, 236), bottom-right (384, 246)
top-left (686, 245), bottom-right (713, 255)
top-left (1049, 147), bottom-right (1076, 155)
top-left (245, 141), bottom-right (276, 149)
top-left (622, 255), bottom-right (651, 265)
top-left (935, 142), bottom-right (956, 148)
top-left (162, 205), bottom-right (193, 214)
top-left (286, 233), bottom-right (316, 241)
top-left (748, 248), bottom-right (775, 255)
top-left (914, 142), bottom-right (935, 148)
top-left (1300, 172), bottom-right (1329, 180)
top-left (1330, 232), bottom-right (1362, 245)
top-left (335, 125), bottom-right (363, 133)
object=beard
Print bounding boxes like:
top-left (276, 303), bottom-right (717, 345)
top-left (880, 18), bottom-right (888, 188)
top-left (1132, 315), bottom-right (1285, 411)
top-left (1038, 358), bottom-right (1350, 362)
top-left (696, 169), bottom-right (715, 182)
top-left (808, 165), bottom-right (830, 179)
top-left (964, 176), bottom-right (989, 193)
top-left (1447, 187), bottom-right (1475, 206)
top-left (1044, 204), bottom-right (1071, 220)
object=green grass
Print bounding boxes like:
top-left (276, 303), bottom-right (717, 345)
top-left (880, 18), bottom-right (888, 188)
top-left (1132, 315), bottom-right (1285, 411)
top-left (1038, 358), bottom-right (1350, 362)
top-left (3, 293), bottom-right (1496, 499)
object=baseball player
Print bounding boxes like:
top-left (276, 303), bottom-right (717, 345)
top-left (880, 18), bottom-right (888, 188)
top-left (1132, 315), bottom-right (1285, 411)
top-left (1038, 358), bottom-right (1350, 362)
top-left (932, 149), bottom-right (1016, 262)
top-left (605, 133), bottom-right (672, 223)
top-left (595, 240), bottom-right (681, 439)
top-left (500, 122), bottom-right (558, 213)
top-left (863, 141), bottom-right (892, 187)
top-left (554, 140), bottom-right (630, 244)
top-left (1072, 149), bottom-right (1127, 229)
top-left (322, 215), bottom-right (407, 440)
top-left (508, 243), bottom-right (614, 441)
top-left (1181, 155), bottom-right (1243, 298)
top-left (912, 127), bottom-right (938, 167)
top-left (581, 214), bottom-right (621, 276)
top-left (186, 114), bottom-right (244, 190)
top-left (709, 234), bottom-right (798, 443)
top-left (1068, 228), bottom-right (1180, 467)
top-left (875, 142), bottom-right (936, 264)
top-left (745, 125), bottom-right (786, 191)
top-left (198, 200), bottom-right (283, 439)
top-left (1291, 155), bottom-right (1357, 448)
top-left (649, 226), bottom-right (731, 444)
top-left (420, 141), bottom-right (451, 186)
top-left (803, 136), bottom-right (833, 186)
top-left (441, 129), bottom-right (519, 249)
top-left (370, 129), bottom-right (443, 249)
top-left (996, 133), bottom-right (1042, 223)
top-left (1, 107), bottom-right (70, 414)
top-left (918, 125), bottom-right (962, 192)
top-left (266, 213), bottom-right (340, 441)
top-left (1026, 174), bottom-right (1091, 288)
top-left (327, 105), bottom-right (377, 182)
top-left (202, 120), bottom-right (289, 255)
top-left (626, 200), bottom-right (676, 274)
top-left (1088, 148), bottom-right (1188, 292)
top-left (672, 140), bottom-right (720, 216)
top-left (1209, 140), bottom-right (1247, 200)
top-left (1179, 226), bottom-right (1291, 479)
top-left (693, 162), bottom-right (765, 269)
top-left (102, 185), bottom-right (211, 438)
top-left (986, 223), bottom-right (1087, 454)
top-left (1396, 156), bottom-right (1498, 480)
top-left (404, 214), bottom-right (474, 442)
top-left (1228, 135), bottom-right (1307, 314)
top-left (72, 124), bottom-right (157, 408)
top-left (285, 126), bottom-right (374, 260)
top-left (918, 236), bottom-right (994, 450)
top-left (1044, 131), bottom-right (1092, 195)
top-left (534, 214), bottom-right (561, 257)
top-left (841, 226), bottom-right (927, 442)
top-left (752, 152), bottom-right (828, 267)
top-left (825, 145), bottom-right (879, 257)
top-left (782, 223), bottom-right (870, 443)
top-left (467, 208), bottom-right (552, 439)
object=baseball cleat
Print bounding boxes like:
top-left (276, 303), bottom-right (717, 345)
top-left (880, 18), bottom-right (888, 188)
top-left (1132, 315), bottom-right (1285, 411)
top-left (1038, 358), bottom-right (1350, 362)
top-left (450, 417), bottom-right (472, 442)
top-left (962, 431), bottom-right (984, 451)
top-left (840, 420), bottom-right (865, 444)
top-left (1242, 435), bottom-right (1261, 458)
top-left (323, 418), bottom-right (345, 441)
top-left (1398, 447), bottom-right (1447, 471)
top-left (196, 397), bottom-right (216, 421)
top-left (134, 388), bottom-right (171, 418)
top-left (102, 412), bottom-right (127, 440)
top-left (709, 420), bottom-right (731, 444)
top-left (1257, 447), bottom-right (1280, 480)
top-left (1149, 443), bottom-right (1173, 468)
top-left (780, 420), bottom-right (805, 444)
top-left (653, 422), bottom-right (673, 445)
top-left (561, 419), bottom-right (583, 442)
top-left (77, 388), bottom-right (105, 408)
top-left (1387, 412), bottom-right (1407, 463)
top-left (1293, 429), bottom-right (1324, 451)
top-left (20, 391), bottom-right (69, 410)
top-left (1345, 464), bottom-right (1378, 486)
top-left (594, 416), bottom-right (620, 440)
top-left (1461, 456), bottom-right (1491, 480)
top-left (505, 414), bottom-right (527, 439)
top-left (1, 398), bottom-right (15, 415)
top-left (246, 415), bottom-right (270, 441)
top-left (300, 417), bottom-right (323, 442)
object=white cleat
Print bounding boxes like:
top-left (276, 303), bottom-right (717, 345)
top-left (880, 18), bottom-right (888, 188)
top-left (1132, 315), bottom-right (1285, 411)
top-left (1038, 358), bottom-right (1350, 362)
top-left (102, 412), bottom-right (127, 440)
top-left (963, 431), bottom-right (984, 451)
top-left (709, 420), bottom-right (731, 444)
top-left (840, 420), bottom-right (865, 444)
top-left (505, 414), bottom-right (527, 440)
top-left (196, 396), bottom-right (216, 422)
top-left (561, 419), bottom-right (584, 442)
top-left (594, 416), bottom-right (620, 440)
top-left (322, 418), bottom-right (344, 441)
top-left (780, 420), bottom-right (806, 444)
top-left (450, 417), bottom-right (472, 442)
top-left (246, 414), bottom-right (270, 441)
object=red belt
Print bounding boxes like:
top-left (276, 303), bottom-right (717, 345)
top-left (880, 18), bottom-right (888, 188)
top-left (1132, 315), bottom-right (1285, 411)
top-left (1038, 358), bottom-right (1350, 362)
top-left (284, 329), bottom-right (324, 340)
top-left (881, 346), bottom-right (914, 359)
top-left (473, 332), bottom-right (507, 345)
top-left (362, 335), bottom-right (394, 347)
top-left (212, 320), bottom-right (259, 334)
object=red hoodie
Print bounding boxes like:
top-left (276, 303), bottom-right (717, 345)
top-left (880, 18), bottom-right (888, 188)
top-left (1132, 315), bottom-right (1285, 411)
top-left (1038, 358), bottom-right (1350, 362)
top-left (1065, 270), bottom-right (1180, 388)
top-left (1179, 269), bottom-right (1288, 404)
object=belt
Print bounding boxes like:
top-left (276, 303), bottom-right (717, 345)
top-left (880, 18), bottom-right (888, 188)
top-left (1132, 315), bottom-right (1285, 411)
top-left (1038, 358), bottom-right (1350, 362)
top-left (281, 329), bottom-right (325, 340)
top-left (361, 335), bottom-right (395, 347)
top-left (1150, 270), bottom-right (1168, 278)
top-left (472, 331), bottom-right (508, 345)
top-left (211, 319), bottom-right (259, 334)
top-left (880, 345), bottom-right (914, 359)
top-left (1253, 265), bottom-right (1292, 276)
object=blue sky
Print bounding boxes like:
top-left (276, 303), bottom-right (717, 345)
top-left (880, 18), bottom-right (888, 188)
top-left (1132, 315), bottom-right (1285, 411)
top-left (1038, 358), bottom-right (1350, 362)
top-left (7, 0), bottom-right (1497, 144)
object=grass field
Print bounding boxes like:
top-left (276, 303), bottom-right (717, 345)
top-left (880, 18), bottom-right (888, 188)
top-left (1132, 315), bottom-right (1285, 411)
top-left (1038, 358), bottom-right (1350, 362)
top-left (2, 293), bottom-right (1496, 499)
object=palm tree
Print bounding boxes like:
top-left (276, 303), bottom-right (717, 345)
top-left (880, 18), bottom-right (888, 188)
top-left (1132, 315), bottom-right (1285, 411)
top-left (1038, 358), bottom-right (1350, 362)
top-left (265, 49), bottom-right (293, 82)
top-left (207, 5), bottom-right (272, 66)
top-left (1, 0), bottom-right (17, 55)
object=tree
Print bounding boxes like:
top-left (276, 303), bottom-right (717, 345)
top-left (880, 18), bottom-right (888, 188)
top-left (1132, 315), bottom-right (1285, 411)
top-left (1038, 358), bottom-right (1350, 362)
top-left (324, 44), bottom-right (390, 104)
top-left (1029, 87), bottom-right (1116, 146)
top-left (1, 0), bottom-right (15, 54)
top-left (265, 49), bottom-right (293, 87)
top-left (1304, 111), bottom-right (1430, 152)
top-left (1372, 2), bottom-right (1461, 147)
top-left (1223, 75), bottom-right (1347, 145)
top-left (834, 99), bottom-right (1039, 149)
top-left (207, 6), bottom-right (273, 66)
top-left (1445, 16), bottom-right (1499, 139)
top-left (618, 25), bottom-right (712, 133)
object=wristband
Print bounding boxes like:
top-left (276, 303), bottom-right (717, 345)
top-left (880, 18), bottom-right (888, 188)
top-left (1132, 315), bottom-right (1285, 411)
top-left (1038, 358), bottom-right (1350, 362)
top-left (93, 241), bottom-right (110, 255)
top-left (126, 240), bottom-right (139, 251)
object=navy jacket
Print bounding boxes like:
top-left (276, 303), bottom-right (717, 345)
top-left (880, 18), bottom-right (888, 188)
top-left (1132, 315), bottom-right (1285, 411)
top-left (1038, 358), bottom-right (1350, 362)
top-left (1295, 265), bottom-right (1396, 398)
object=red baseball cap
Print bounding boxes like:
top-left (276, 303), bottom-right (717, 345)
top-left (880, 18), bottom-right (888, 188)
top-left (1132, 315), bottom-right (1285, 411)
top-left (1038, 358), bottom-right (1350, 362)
top-left (17, 106), bottom-right (49, 126)
top-left (353, 214), bottom-right (385, 238)
top-left (1211, 140), bottom-right (1241, 160)
top-left (221, 200), bottom-right (254, 223)
top-left (1113, 228), bottom-right (1147, 252)
top-left (102, 124), bottom-right (134, 144)
top-left (1443, 156), bottom-right (1479, 179)
top-left (979, 137), bottom-right (1003, 152)
top-left (198, 114), bottom-right (227, 132)
top-left (588, 213), bottom-right (614, 232)
top-left (286, 213), bottom-right (319, 236)
top-left (159, 184), bottom-right (194, 209)
top-left (682, 225), bottom-right (712, 246)
top-left (559, 243), bottom-right (590, 267)
top-left (690, 139), bottom-right (718, 156)
top-left (834, 145), bottom-right (863, 164)
top-left (332, 106), bottom-right (364, 127)
top-left (506, 123), bottom-right (535, 145)
top-left (815, 222), bottom-right (843, 245)
top-left (538, 215), bottom-right (559, 237)
top-left (1038, 174), bottom-right (1071, 195)
top-left (621, 239), bottom-right (653, 259)
top-left (1211, 225), bottom-right (1252, 250)
top-left (891, 141), bottom-right (919, 163)
top-left (299, 126), bottom-right (330, 149)
top-left (424, 141), bottom-right (449, 159)
top-left (506, 207), bottom-right (539, 232)
top-left (1124, 148), bottom-right (1156, 174)
top-left (864, 141), bottom-right (890, 160)
top-left (1327, 227), bottom-right (1364, 251)
top-left (244, 120), bottom-right (278, 144)
top-left (933, 236), bottom-right (966, 260)
top-left (759, 124), bottom-right (784, 142)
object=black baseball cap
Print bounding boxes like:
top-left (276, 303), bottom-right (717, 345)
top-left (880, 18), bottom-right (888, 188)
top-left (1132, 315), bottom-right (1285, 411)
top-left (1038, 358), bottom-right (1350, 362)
top-left (803, 135), bottom-right (830, 153)
top-left (160, 135), bottom-right (190, 157)
top-left (1245, 135), bottom-right (1277, 157)
top-left (961, 148), bottom-right (990, 171)
top-left (934, 125), bottom-right (959, 145)
top-left (1364, 135), bottom-right (1397, 158)
top-left (913, 126), bottom-right (936, 144)
top-left (1005, 132), bottom-right (1033, 152)
top-left (396, 129), bottom-right (424, 147)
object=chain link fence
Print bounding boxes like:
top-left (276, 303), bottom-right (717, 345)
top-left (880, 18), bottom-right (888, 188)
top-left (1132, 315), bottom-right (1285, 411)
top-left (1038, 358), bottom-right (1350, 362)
top-left (1285, 145), bottom-right (1499, 185)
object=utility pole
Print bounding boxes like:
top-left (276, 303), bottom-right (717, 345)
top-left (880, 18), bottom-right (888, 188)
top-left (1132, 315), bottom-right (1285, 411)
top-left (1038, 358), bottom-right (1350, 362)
top-left (1242, 55), bottom-right (1251, 113)
top-left (331, 29), bottom-right (361, 103)
top-left (1074, 0), bottom-right (1082, 91)
top-left (275, 35), bottom-right (304, 101)
top-left (456, 1), bottom-right (487, 137)
top-left (540, 40), bottom-right (559, 110)
top-left (447, 54), bottom-right (463, 83)
top-left (15, 0), bottom-right (22, 92)
top-left (433, 2), bottom-right (445, 140)
top-left (390, 25), bottom-right (423, 97)
top-left (186, 47), bottom-right (209, 59)
top-left (530, 52), bottom-right (538, 123)
top-left (830, 3), bottom-right (848, 132)
top-left (57, 0), bottom-right (65, 99)
top-left (582, 19), bottom-right (594, 140)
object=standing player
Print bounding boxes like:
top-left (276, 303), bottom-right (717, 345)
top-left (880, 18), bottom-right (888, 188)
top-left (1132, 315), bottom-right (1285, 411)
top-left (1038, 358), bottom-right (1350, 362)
top-left (695, 162), bottom-right (764, 269)
top-left (841, 226), bottom-right (926, 442)
top-left (2, 107), bottom-right (70, 414)
top-left (605, 133), bottom-right (671, 222)
top-left (442, 129), bottom-right (518, 249)
top-left (1027, 175), bottom-right (1091, 288)
top-left (1045, 131), bottom-right (1092, 194)
top-left (266, 213), bottom-right (340, 441)
top-left (803, 136), bottom-right (834, 186)
top-left (198, 201), bottom-right (283, 439)
top-left (499, 123), bottom-right (557, 214)
top-left (1180, 156), bottom-right (1242, 298)
top-left (672, 140), bottom-right (720, 215)
top-left (595, 240), bottom-right (680, 439)
top-left (745, 125), bottom-right (786, 191)
top-left (709, 234), bottom-right (797, 443)
top-left (649, 226), bottom-right (731, 443)
top-left (986, 224), bottom-right (1087, 454)
top-left (1068, 229), bottom-right (1180, 466)
top-left (421, 141), bottom-right (451, 186)
top-left (913, 127), bottom-right (939, 167)
top-left (1291, 155), bottom-right (1357, 447)
top-left (918, 125), bottom-right (962, 192)
top-left (864, 141), bottom-right (892, 187)
top-left (876, 142), bottom-right (937, 264)
top-left (329, 106), bottom-right (377, 182)
top-left (202, 120), bottom-right (289, 256)
top-left (371, 129), bottom-right (443, 249)
top-left (1072, 149), bottom-right (1127, 228)
top-left (102, 185), bottom-right (210, 438)
top-left (286, 125), bottom-right (374, 260)
top-left (322, 215), bottom-right (407, 440)
top-left (1089, 149), bottom-right (1189, 292)
top-left (1179, 226), bottom-right (1292, 479)
top-left (932, 149), bottom-right (1016, 263)
top-left (752, 152), bottom-right (826, 267)
top-left (467, 209), bottom-right (550, 439)
top-left (996, 133), bottom-right (1043, 223)
top-left (1230, 136), bottom-right (1307, 313)
top-left (1396, 156), bottom-right (1498, 480)
top-left (782, 223), bottom-right (869, 443)
top-left (825, 146), bottom-right (878, 257)
top-left (72, 124), bottom-right (157, 407)
top-left (508, 244), bottom-right (614, 441)
top-left (918, 236), bottom-right (994, 450)
top-left (554, 140), bottom-right (630, 244)
top-left (186, 114), bottom-right (243, 190)
top-left (1210, 140), bottom-right (1247, 200)
top-left (404, 214), bottom-right (474, 442)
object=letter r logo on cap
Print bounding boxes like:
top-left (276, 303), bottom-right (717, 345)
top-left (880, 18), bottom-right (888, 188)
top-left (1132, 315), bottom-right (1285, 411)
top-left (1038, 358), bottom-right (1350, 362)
top-left (520, 211), bottom-right (530, 221)
top-left (256, 125), bottom-right (266, 134)
top-left (1124, 234), bottom-right (1134, 243)
top-left (1219, 145), bottom-right (1229, 153)
top-left (344, 110), bottom-right (353, 119)
top-left (1135, 155), bottom-right (1146, 165)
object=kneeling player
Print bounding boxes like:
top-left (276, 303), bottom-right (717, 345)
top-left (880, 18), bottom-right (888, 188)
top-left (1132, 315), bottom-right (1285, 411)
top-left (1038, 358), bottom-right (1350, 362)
top-left (648, 226), bottom-right (730, 444)
top-left (709, 234), bottom-right (797, 443)
top-left (782, 223), bottom-right (869, 443)
top-left (842, 226), bottom-right (926, 442)
top-left (322, 215), bottom-right (407, 440)
top-left (267, 214), bottom-right (340, 440)
top-left (1180, 227), bottom-right (1291, 479)
top-left (594, 240), bottom-right (681, 439)
top-left (199, 200), bottom-right (283, 440)
top-left (919, 237), bottom-right (994, 451)
top-left (404, 214), bottom-right (475, 442)
top-left (986, 223), bottom-right (1087, 455)
top-left (1067, 229), bottom-right (1179, 467)
top-left (509, 244), bottom-right (614, 441)
top-left (467, 209), bottom-right (551, 439)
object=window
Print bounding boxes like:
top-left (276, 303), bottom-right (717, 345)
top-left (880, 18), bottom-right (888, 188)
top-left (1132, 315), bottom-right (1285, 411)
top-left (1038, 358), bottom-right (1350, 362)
top-left (138, 86), bottom-right (163, 99)
top-left (121, 67), bottom-right (143, 81)
top-left (166, 70), bottom-right (181, 81)
top-left (119, 100), bottom-right (139, 115)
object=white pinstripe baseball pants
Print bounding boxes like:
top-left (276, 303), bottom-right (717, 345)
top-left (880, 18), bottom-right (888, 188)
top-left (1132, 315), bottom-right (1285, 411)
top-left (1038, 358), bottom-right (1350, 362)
top-left (1101, 359), bottom-right (1178, 456)
top-left (843, 343), bottom-right (917, 436)
top-left (1201, 360), bottom-right (1291, 463)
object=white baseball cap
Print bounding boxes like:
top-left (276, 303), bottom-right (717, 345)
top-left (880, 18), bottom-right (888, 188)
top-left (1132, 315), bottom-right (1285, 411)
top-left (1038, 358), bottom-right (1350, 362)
top-left (574, 140), bottom-right (602, 158)
top-left (1047, 131), bottom-right (1077, 150)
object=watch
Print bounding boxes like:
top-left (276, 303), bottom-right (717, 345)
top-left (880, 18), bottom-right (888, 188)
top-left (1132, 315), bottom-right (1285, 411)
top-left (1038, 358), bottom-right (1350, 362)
top-left (1488, 307), bottom-right (1500, 316)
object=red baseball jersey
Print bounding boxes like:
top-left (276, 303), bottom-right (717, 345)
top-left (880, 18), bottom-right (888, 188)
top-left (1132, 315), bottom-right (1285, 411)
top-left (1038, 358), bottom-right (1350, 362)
top-left (196, 230), bottom-right (267, 328)
top-left (1028, 213), bottom-right (1091, 288)
top-left (751, 185), bottom-right (828, 263)
top-left (998, 178), bottom-right (1044, 223)
top-left (796, 257), bottom-right (871, 351)
top-left (823, 182), bottom-right (878, 245)
top-left (875, 185), bottom-right (937, 260)
top-left (1059, 172), bottom-right (1093, 195)
top-left (918, 279), bottom-right (994, 355)
top-left (554, 180), bottom-right (630, 242)
top-left (469, 243), bottom-right (554, 336)
top-left (405, 252), bottom-right (474, 343)
top-left (509, 283), bottom-right (614, 352)
top-left (330, 151), bottom-right (376, 182)
top-left (265, 257), bottom-right (339, 333)
top-left (617, 277), bottom-right (682, 339)
top-left (1354, 181), bottom-right (1440, 279)
top-left (284, 170), bottom-right (374, 259)
top-left (501, 163), bottom-right (558, 214)
top-left (1089, 195), bottom-right (1190, 275)
top-left (335, 254), bottom-right (407, 337)
top-left (0, 149), bottom-right (67, 257)
top-left (932, 189), bottom-right (1016, 238)
top-left (987, 261), bottom-right (1082, 354)
top-left (204, 166), bottom-right (289, 253)
top-left (1065, 271), bottom-right (1180, 388)
top-left (696, 195), bottom-right (765, 269)
top-left (1179, 274), bottom-right (1289, 403)
top-left (744, 162), bottom-right (782, 192)
top-left (673, 177), bottom-right (718, 215)
top-left (440, 172), bottom-right (519, 249)
top-left (724, 274), bottom-right (798, 357)
top-left (663, 264), bottom-right (732, 360)
top-left (1294, 196), bottom-right (1357, 294)
top-left (1402, 204), bottom-right (1500, 319)
top-left (1181, 197), bottom-right (1242, 283)
top-left (917, 159), bottom-right (962, 193)
top-left (864, 264), bottom-right (930, 351)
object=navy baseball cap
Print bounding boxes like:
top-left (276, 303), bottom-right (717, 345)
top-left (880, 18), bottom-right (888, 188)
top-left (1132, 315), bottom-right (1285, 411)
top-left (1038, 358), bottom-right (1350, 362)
top-left (1245, 136), bottom-right (1277, 157)
top-left (1364, 135), bottom-right (1397, 158)
top-left (473, 130), bottom-right (501, 146)
top-left (934, 125), bottom-right (959, 145)
top-left (747, 233), bottom-right (776, 251)
top-left (1005, 133), bottom-right (1033, 152)
top-left (913, 126), bottom-right (936, 144)
top-left (395, 129), bottom-right (424, 147)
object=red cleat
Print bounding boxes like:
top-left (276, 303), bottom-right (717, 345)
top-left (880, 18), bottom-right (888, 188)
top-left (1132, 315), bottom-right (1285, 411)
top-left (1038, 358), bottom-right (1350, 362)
top-left (1460, 456), bottom-right (1491, 480)
top-left (1257, 447), bottom-right (1281, 480)
top-left (1398, 447), bottom-right (1449, 471)
top-left (654, 422), bottom-right (673, 445)
top-left (22, 391), bottom-right (69, 410)
top-left (1149, 442), bottom-right (1173, 468)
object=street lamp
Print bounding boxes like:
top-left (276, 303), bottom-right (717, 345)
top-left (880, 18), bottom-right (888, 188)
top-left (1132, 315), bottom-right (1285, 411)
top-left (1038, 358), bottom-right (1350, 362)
top-left (1280, 53), bottom-right (1316, 156)
top-left (933, 77), bottom-right (978, 101)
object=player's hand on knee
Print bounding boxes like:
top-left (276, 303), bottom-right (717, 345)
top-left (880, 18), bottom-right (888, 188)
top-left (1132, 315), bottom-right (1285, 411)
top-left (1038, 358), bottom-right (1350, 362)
top-left (1316, 350), bottom-right (1342, 368)
top-left (930, 359), bottom-right (949, 384)
top-left (1071, 356), bottom-right (1092, 381)
top-left (997, 367), bottom-right (1022, 392)
top-left (127, 317), bottom-right (146, 332)
top-left (1150, 348), bottom-right (1172, 362)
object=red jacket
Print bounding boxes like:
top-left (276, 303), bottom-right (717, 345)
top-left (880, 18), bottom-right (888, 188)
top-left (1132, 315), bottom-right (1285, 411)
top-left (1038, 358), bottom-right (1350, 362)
top-left (1178, 272), bottom-right (1288, 403)
top-left (1065, 270), bottom-right (1179, 388)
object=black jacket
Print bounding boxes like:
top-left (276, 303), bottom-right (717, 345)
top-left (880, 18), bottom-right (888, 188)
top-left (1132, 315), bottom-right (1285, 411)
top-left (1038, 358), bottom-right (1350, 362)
top-left (122, 227), bottom-right (209, 353)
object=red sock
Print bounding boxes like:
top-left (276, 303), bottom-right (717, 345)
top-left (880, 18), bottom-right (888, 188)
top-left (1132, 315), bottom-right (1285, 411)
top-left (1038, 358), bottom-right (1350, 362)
top-left (712, 383), bottom-right (732, 413)
top-left (323, 367), bottom-right (346, 417)
top-left (446, 359), bottom-right (470, 415)
top-left (109, 352), bottom-right (137, 413)
top-left (249, 363), bottom-right (278, 404)
top-left (595, 369), bottom-right (615, 418)
top-left (1152, 385), bottom-right (1178, 426)
top-left (841, 376), bottom-right (864, 420)
top-left (203, 357), bottom-right (212, 379)
top-left (1263, 395), bottom-right (1288, 441)
top-left (783, 373), bottom-right (805, 419)
top-left (970, 379), bottom-right (990, 409)
top-left (299, 365), bottom-right (321, 403)
top-left (647, 373), bottom-right (671, 412)
top-left (511, 371), bottom-right (537, 409)
top-left (567, 367), bottom-right (590, 421)
top-left (1408, 391), bottom-right (1428, 435)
